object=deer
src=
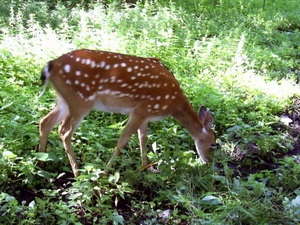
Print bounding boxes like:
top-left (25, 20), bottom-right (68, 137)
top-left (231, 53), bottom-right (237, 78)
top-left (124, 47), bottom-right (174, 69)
top-left (39, 49), bottom-right (216, 177)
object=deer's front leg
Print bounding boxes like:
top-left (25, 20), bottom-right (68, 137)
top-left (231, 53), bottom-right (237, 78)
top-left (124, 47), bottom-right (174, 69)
top-left (104, 111), bottom-right (146, 175)
top-left (138, 121), bottom-right (149, 168)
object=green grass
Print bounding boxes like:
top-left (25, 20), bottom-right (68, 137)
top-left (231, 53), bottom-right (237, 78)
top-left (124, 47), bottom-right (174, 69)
top-left (1, 0), bottom-right (300, 224)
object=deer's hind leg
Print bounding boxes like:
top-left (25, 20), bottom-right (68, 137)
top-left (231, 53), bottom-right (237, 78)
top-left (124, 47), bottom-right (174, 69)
top-left (58, 102), bottom-right (92, 177)
top-left (39, 98), bottom-right (69, 168)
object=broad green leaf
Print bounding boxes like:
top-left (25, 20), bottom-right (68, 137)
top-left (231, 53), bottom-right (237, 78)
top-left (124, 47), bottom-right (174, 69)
top-left (33, 152), bottom-right (50, 161)
top-left (202, 195), bottom-right (222, 205)
top-left (2, 150), bottom-right (17, 159)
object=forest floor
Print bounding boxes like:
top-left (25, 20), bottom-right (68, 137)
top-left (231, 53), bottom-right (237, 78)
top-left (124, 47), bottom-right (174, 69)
top-left (225, 98), bottom-right (300, 177)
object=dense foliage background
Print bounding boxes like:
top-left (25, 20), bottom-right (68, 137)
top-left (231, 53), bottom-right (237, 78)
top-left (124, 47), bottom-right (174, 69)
top-left (0, 0), bottom-right (299, 224)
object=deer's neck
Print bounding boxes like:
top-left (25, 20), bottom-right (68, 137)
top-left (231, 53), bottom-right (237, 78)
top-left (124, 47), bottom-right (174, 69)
top-left (171, 98), bottom-right (202, 140)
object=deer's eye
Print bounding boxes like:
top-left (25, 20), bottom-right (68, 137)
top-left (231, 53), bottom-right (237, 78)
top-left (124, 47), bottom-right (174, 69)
top-left (210, 144), bottom-right (219, 149)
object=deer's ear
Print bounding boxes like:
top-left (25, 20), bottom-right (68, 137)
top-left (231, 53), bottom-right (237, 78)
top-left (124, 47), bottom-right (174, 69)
top-left (199, 106), bottom-right (207, 119)
top-left (198, 106), bottom-right (214, 131)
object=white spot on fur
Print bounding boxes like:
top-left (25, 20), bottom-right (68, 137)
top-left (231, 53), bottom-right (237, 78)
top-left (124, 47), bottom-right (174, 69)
top-left (64, 64), bottom-right (71, 73)
top-left (100, 61), bottom-right (106, 68)
top-left (162, 105), bottom-right (168, 110)
top-left (154, 104), bottom-right (159, 109)
top-left (90, 61), bottom-right (96, 68)
top-left (77, 92), bottom-right (84, 99)
top-left (111, 76), bottom-right (117, 83)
